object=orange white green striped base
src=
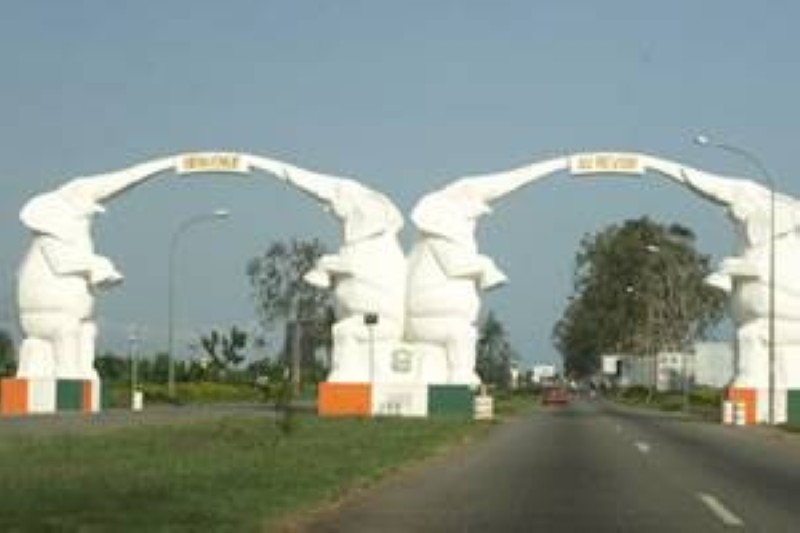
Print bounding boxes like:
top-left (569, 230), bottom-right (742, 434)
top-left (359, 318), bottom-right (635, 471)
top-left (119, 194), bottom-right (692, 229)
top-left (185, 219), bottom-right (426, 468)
top-left (317, 382), bottom-right (480, 418)
top-left (726, 387), bottom-right (756, 425)
top-left (0, 378), bottom-right (101, 416)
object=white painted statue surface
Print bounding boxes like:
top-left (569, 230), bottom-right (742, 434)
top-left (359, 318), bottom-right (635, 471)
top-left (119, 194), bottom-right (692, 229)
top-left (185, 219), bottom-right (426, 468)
top-left (673, 168), bottom-right (800, 404)
top-left (17, 157), bottom-right (178, 380)
top-left (251, 158), bottom-right (407, 383)
top-left (28, 148), bottom-right (800, 417)
top-left (406, 158), bottom-right (567, 385)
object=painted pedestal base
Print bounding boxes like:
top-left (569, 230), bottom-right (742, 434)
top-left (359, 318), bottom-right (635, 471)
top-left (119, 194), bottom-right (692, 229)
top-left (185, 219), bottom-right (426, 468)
top-left (0, 378), bottom-right (102, 416)
top-left (427, 385), bottom-right (474, 417)
top-left (788, 390), bottom-right (800, 425)
top-left (372, 383), bottom-right (428, 417)
top-left (727, 386), bottom-right (790, 425)
top-left (318, 382), bottom-right (481, 418)
top-left (318, 382), bottom-right (372, 417)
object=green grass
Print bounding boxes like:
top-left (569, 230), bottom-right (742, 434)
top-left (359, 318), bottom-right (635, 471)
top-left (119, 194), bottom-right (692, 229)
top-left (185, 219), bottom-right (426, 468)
top-left (107, 380), bottom-right (322, 408)
top-left (492, 389), bottom-right (541, 417)
top-left (107, 381), bottom-right (266, 407)
top-left (614, 386), bottom-right (723, 419)
top-left (0, 413), bottom-right (486, 531)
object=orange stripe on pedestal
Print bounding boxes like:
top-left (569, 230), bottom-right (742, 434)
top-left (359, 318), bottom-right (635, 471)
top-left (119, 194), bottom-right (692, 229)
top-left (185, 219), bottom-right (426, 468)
top-left (727, 387), bottom-right (757, 425)
top-left (1, 379), bottom-right (29, 416)
top-left (318, 383), bottom-right (372, 416)
top-left (82, 381), bottom-right (93, 413)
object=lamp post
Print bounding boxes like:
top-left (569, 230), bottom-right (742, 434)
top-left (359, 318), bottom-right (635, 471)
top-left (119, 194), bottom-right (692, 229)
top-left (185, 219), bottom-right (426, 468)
top-left (364, 313), bottom-right (379, 383)
top-left (694, 135), bottom-right (776, 424)
top-left (128, 324), bottom-right (140, 411)
top-left (167, 209), bottom-right (230, 399)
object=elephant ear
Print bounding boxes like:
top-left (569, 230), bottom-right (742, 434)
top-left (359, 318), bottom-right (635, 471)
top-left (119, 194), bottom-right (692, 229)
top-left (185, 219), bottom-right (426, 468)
top-left (20, 193), bottom-right (80, 240)
top-left (411, 190), bottom-right (485, 246)
top-left (20, 190), bottom-right (103, 243)
top-left (338, 184), bottom-right (403, 243)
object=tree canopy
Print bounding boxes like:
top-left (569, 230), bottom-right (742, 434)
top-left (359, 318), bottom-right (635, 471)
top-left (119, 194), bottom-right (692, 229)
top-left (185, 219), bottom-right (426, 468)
top-left (552, 218), bottom-right (727, 377)
top-left (200, 326), bottom-right (248, 372)
top-left (477, 311), bottom-right (516, 389)
top-left (246, 238), bottom-right (335, 385)
top-left (246, 238), bottom-right (332, 329)
top-left (0, 329), bottom-right (15, 377)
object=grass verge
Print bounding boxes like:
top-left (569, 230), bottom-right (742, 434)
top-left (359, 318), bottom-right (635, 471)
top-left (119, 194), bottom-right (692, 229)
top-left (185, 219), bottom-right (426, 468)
top-left (613, 386), bottom-right (723, 420)
top-left (0, 413), bottom-right (487, 531)
top-left (107, 381), bottom-right (266, 407)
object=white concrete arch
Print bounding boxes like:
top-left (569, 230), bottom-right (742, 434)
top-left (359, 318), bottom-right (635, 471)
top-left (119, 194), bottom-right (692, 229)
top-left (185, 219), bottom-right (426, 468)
top-left (15, 150), bottom-right (405, 394)
top-left (14, 149), bottom-right (798, 422)
top-left (412, 150), bottom-right (797, 424)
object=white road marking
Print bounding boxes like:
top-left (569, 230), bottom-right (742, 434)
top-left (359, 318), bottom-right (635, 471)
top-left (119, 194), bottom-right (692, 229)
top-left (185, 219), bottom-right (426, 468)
top-left (634, 441), bottom-right (650, 454)
top-left (697, 492), bottom-right (745, 527)
top-left (615, 424), bottom-right (622, 434)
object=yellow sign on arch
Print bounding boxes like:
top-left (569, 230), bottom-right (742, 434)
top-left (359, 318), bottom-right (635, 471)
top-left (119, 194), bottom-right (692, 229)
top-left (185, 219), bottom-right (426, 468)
top-left (177, 152), bottom-right (249, 174)
top-left (569, 152), bottom-right (644, 176)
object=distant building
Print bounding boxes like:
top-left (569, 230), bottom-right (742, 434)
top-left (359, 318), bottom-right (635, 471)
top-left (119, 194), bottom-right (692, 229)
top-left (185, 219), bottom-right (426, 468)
top-left (603, 342), bottom-right (734, 391)
top-left (509, 362), bottom-right (521, 390)
top-left (531, 364), bottom-right (557, 385)
top-left (602, 355), bottom-right (623, 376)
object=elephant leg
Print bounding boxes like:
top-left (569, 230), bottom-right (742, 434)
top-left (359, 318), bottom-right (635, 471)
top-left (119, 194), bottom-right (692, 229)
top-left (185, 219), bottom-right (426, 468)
top-left (328, 318), bottom-right (367, 382)
top-left (734, 320), bottom-right (768, 388)
top-left (445, 325), bottom-right (480, 386)
top-left (17, 338), bottom-right (55, 379)
top-left (52, 318), bottom-right (82, 379)
top-left (80, 321), bottom-right (99, 380)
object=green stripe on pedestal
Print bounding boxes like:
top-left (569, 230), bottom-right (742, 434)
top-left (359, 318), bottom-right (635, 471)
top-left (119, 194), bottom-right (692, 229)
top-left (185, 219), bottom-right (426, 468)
top-left (428, 385), bottom-right (473, 417)
top-left (56, 380), bottom-right (84, 411)
top-left (788, 390), bottom-right (800, 425)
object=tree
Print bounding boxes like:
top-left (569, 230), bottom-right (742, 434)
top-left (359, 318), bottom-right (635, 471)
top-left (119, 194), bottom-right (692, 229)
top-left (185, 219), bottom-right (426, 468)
top-left (0, 329), bottom-right (15, 377)
top-left (476, 311), bottom-right (516, 389)
top-left (148, 352), bottom-right (171, 383)
top-left (552, 217), bottom-right (726, 377)
top-left (199, 326), bottom-right (248, 378)
top-left (95, 352), bottom-right (129, 381)
top-left (246, 238), bottom-right (335, 388)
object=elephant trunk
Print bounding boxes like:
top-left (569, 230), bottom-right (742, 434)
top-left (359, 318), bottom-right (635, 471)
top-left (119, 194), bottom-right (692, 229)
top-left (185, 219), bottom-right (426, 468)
top-left (59, 156), bottom-right (179, 205)
top-left (449, 157), bottom-right (568, 205)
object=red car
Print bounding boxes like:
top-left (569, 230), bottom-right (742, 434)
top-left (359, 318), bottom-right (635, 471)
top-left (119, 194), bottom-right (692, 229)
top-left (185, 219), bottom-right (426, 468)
top-left (542, 387), bottom-right (570, 406)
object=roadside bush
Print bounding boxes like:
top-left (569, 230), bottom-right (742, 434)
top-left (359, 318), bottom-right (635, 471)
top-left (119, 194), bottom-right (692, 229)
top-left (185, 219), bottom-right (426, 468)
top-left (689, 387), bottom-right (723, 408)
top-left (657, 393), bottom-right (684, 411)
top-left (619, 386), bottom-right (650, 402)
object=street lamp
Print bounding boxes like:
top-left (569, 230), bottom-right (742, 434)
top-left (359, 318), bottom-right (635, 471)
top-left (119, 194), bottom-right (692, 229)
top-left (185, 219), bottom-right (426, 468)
top-left (167, 209), bottom-right (230, 399)
top-left (694, 134), bottom-right (776, 424)
top-left (128, 325), bottom-right (140, 411)
top-left (364, 313), bottom-right (379, 383)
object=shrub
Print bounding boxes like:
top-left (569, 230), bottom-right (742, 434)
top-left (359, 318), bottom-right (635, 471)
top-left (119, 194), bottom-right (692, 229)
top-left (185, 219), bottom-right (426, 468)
top-left (619, 386), bottom-right (650, 402)
top-left (689, 387), bottom-right (723, 408)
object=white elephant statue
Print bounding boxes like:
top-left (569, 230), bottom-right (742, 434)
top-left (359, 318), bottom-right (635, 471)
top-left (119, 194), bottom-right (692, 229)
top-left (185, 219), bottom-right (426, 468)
top-left (670, 167), bottom-right (800, 419)
top-left (17, 157), bottom-right (177, 380)
top-left (406, 158), bottom-right (567, 385)
top-left (250, 158), bottom-right (407, 383)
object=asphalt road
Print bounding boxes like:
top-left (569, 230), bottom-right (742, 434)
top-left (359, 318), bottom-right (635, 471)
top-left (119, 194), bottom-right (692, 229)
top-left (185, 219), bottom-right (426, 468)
top-left (304, 399), bottom-right (800, 532)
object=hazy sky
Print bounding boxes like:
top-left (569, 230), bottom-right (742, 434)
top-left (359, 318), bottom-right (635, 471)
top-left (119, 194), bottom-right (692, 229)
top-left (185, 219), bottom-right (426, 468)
top-left (2, 1), bottom-right (799, 366)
